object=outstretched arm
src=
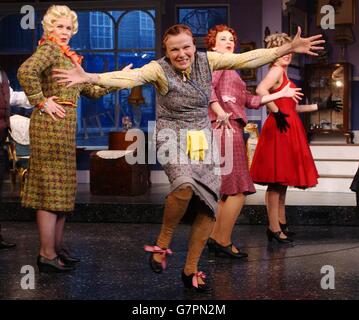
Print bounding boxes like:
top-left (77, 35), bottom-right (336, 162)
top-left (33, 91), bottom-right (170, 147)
top-left (209, 27), bottom-right (324, 71)
top-left (53, 60), bottom-right (167, 94)
top-left (80, 64), bottom-right (133, 99)
top-left (296, 94), bottom-right (343, 113)
top-left (296, 104), bottom-right (318, 113)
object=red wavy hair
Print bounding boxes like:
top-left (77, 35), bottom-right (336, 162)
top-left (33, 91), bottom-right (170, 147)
top-left (205, 24), bottom-right (238, 51)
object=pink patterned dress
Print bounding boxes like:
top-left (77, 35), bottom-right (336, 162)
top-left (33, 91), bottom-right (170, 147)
top-left (209, 70), bottom-right (262, 196)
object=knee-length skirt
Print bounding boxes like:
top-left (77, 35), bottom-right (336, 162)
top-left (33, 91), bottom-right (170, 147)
top-left (22, 107), bottom-right (77, 212)
top-left (212, 119), bottom-right (256, 196)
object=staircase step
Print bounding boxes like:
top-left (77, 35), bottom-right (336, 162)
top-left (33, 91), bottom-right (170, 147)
top-left (245, 189), bottom-right (356, 206)
top-left (315, 160), bottom-right (358, 177)
top-left (310, 145), bottom-right (359, 160)
top-left (255, 177), bottom-right (354, 193)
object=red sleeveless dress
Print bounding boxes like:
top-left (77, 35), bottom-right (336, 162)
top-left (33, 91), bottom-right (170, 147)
top-left (250, 71), bottom-right (319, 188)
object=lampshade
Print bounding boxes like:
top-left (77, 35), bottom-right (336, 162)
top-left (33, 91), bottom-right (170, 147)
top-left (128, 86), bottom-right (145, 106)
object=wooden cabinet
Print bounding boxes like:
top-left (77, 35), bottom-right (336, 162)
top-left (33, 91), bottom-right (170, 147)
top-left (304, 62), bottom-right (352, 143)
top-left (90, 131), bottom-right (150, 196)
top-left (90, 152), bottom-right (150, 196)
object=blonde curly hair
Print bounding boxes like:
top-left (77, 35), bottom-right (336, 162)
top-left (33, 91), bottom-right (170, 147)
top-left (264, 33), bottom-right (292, 48)
top-left (42, 5), bottom-right (78, 36)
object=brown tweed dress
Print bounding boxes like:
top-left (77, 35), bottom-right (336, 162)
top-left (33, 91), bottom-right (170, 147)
top-left (17, 39), bottom-right (114, 212)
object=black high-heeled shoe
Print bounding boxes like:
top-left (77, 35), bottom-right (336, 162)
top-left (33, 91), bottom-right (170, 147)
top-left (209, 238), bottom-right (248, 259)
top-left (266, 228), bottom-right (294, 243)
top-left (144, 245), bottom-right (172, 274)
top-left (148, 255), bottom-right (163, 274)
top-left (207, 238), bottom-right (216, 260)
top-left (181, 271), bottom-right (213, 294)
top-left (37, 255), bottom-right (75, 273)
top-left (57, 248), bottom-right (80, 266)
top-left (280, 223), bottom-right (296, 237)
top-left (215, 242), bottom-right (248, 259)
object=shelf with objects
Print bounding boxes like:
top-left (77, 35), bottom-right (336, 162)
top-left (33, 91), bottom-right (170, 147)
top-left (304, 62), bottom-right (352, 144)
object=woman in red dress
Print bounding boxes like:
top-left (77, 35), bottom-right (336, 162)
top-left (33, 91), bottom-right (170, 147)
top-left (250, 33), bottom-right (341, 243)
top-left (205, 26), bottom-right (303, 258)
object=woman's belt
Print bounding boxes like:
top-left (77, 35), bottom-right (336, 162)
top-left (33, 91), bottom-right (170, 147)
top-left (54, 99), bottom-right (77, 108)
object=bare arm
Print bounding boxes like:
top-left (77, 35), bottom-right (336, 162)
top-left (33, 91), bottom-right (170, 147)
top-left (260, 82), bottom-right (303, 105)
top-left (256, 66), bottom-right (283, 113)
top-left (256, 66), bottom-right (292, 133)
top-left (296, 104), bottom-right (318, 113)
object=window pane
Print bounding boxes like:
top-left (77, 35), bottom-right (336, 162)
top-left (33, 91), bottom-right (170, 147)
top-left (178, 7), bottom-right (228, 36)
top-left (71, 11), bottom-right (114, 50)
top-left (76, 52), bottom-right (116, 146)
top-left (118, 10), bottom-right (155, 49)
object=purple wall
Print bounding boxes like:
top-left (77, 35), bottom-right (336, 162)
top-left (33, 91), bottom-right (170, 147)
top-left (229, 0), bottom-right (263, 50)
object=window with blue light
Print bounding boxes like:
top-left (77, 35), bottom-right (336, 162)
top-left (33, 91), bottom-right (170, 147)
top-left (0, 8), bottom-right (157, 147)
top-left (75, 10), bottom-right (156, 146)
top-left (89, 12), bottom-right (113, 49)
top-left (177, 7), bottom-right (228, 36)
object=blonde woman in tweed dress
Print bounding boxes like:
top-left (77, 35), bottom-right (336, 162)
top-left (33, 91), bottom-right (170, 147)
top-left (54, 24), bottom-right (324, 292)
top-left (205, 25), bottom-right (303, 260)
top-left (17, 5), bottom-right (121, 273)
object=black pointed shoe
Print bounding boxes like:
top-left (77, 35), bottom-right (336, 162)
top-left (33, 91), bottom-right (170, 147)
top-left (37, 255), bottom-right (75, 273)
top-left (208, 238), bottom-right (248, 259)
top-left (144, 245), bottom-right (172, 274)
top-left (57, 248), bottom-right (80, 266)
top-left (181, 271), bottom-right (213, 294)
top-left (266, 228), bottom-right (294, 243)
top-left (280, 223), bottom-right (296, 237)
top-left (215, 241), bottom-right (248, 259)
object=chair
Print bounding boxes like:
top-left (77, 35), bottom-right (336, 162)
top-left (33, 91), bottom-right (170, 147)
top-left (6, 115), bottom-right (30, 197)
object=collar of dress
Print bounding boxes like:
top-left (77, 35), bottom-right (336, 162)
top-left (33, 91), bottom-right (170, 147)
top-left (38, 35), bottom-right (83, 65)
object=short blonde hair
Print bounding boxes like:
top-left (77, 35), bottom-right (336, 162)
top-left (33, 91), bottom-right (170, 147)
top-left (265, 32), bottom-right (292, 48)
top-left (42, 5), bottom-right (78, 36)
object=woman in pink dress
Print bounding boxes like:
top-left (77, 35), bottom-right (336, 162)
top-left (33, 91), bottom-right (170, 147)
top-left (205, 25), bottom-right (303, 258)
top-left (251, 33), bottom-right (342, 243)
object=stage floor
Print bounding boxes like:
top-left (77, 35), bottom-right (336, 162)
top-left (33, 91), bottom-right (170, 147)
top-left (1, 183), bottom-right (358, 226)
top-left (2, 183), bottom-right (357, 206)
top-left (0, 222), bottom-right (358, 300)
